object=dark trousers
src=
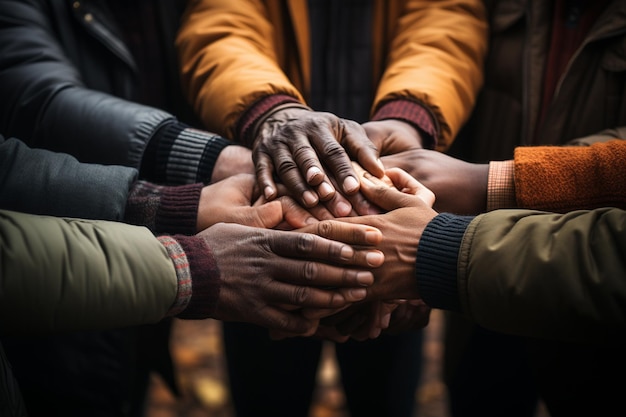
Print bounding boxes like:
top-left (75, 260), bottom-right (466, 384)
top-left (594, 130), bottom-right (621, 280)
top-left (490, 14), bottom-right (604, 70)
top-left (223, 321), bottom-right (424, 417)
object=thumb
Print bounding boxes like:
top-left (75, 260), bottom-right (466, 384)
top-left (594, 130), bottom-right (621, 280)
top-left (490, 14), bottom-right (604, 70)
top-left (359, 174), bottom-right (426, 211)
top-left (242, 201), bottom-right (284, 228)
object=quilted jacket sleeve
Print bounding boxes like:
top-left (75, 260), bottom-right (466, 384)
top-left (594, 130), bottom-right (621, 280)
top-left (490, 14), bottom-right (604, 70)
top-left (0, 210), bottom-right (178, 335)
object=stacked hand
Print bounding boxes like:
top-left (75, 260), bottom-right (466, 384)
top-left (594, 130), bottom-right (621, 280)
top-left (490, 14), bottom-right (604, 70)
top-left (253, 107), bottom-right (385, 217)
top-left (270, 166), bottom-right (437, 340)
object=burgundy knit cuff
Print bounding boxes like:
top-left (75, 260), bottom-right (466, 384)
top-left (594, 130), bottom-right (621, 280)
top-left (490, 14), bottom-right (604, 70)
top-left (170, 235), bottom-right (221, 320)
top-left (372, 99), bottom-right (438, 149)
top-left (236, 94), bottom-right (305, 146)
top-left (125, 181), bottom-right (202, 235)
top-left (156, 183), bottom-right (203, 235)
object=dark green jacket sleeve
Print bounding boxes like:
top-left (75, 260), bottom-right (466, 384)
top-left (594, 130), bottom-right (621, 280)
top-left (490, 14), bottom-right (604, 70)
top-left (0, 210), bottom-right (178, 335)
top-left (459, 208), bottom-right (626, 343)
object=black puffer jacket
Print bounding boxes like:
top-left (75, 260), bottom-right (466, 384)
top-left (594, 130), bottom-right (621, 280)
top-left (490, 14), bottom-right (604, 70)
top-left (0, 0), bottom-right (192, 167)
top-left (0, 2), bottom-right (192, 416)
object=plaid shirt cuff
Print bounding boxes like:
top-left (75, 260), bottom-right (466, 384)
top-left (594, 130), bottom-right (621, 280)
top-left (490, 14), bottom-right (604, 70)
top-left (486, 160), bottom-right (516, 211)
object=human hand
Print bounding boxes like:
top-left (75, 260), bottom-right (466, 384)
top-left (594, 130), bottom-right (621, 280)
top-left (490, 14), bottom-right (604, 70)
top-left (383, 299), bottom-right (431, 335)
top-left (380, 148), bottom-right (489, 215)
top-left (316, 168), bottom-right (437, 302)
top-left (362, 119), bottom-right (424, 156)
top-left (210, 145), bottom-right (254, 183)
top-left (253, 107), bottom-right (385, 216)
top-left (197, 174), bottom-right (317, 231)
top-left (199, 221), bottom-right (385, 335)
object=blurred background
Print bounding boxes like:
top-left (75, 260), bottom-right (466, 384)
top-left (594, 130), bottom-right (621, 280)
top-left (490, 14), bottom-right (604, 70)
top-left (146, 310), bottom-right (452, 417)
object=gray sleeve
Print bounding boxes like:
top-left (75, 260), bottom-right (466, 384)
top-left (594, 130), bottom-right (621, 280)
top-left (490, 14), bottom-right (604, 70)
top-left (0, 137), bottom-right (138, 220)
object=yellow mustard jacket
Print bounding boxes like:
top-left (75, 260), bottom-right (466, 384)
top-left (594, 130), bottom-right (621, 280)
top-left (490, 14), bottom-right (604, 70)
top-left (177, 0), bottom-right (488, 151)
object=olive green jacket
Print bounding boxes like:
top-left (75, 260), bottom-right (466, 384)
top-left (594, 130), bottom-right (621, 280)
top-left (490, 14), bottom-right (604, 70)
top-left (0, 210), bottom-right (178, 335)
top-left (460, 207), bottom-right (626, 343)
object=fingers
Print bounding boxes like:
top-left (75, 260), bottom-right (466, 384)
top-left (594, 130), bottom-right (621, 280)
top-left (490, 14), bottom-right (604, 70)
top-left (296, 220), bottom-right (383, 248)
top-left (254, 150), bottom-right (279, 201)
top-left (384, 168), bottom-right (436, 207)
top-left (358, 171), bottom-right (427, 211)
top-left (238, 201), bottom-right (285, 228)
top-left (340, 119), bottom-right (385, 178)
top-left (276, 196), bottom-right (319, 229)
top-left (252, 305), bottom-right (319, 336)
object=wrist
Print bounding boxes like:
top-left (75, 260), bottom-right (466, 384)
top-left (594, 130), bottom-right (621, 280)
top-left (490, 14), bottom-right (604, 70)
top-left (372, 99), bottom-right (439, 149)
top-left (237, 94), bottom-right (308, 146)
top-left (211, 145), bottom-right (254, 183)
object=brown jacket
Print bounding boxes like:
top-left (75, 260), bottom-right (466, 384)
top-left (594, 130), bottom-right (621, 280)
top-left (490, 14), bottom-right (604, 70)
top-left (454, 0), bottom-right (626, 161)
top-left (177, 0), bottom-right (487, 150)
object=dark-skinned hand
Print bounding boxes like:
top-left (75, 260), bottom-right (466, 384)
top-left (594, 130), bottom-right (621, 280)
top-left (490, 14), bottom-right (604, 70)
top-left (361, 119), bottom-right (424, 155)
top-left (200, 220), bottom-right (385, 336)
top-left (253, 107), bottom-right (385, 216)
top-left (380, 148), bottom-right (489, 215)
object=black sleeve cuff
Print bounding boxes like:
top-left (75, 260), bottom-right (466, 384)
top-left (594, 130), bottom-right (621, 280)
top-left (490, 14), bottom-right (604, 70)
top-left (416, 213), bottom-right (473, 312)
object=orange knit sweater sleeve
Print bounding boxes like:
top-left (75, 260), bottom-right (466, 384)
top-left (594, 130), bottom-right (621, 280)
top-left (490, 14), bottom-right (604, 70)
top-left (513, 140), bottom-right (626, 212)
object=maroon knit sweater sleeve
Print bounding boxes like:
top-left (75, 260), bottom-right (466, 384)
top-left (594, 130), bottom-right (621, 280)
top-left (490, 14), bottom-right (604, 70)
top-left (158, 235), bottom-right (221, 319)
top-left (372, 99), bottom-right (439, 149)
top-left (125, 181), bottom-right (202, 235)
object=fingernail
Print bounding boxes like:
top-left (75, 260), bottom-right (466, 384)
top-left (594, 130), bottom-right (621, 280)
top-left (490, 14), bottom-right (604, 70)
top-left (264, 186), bottom-right (275, 200)
top-left (365, 229), bottom-right (380, 244)
top-left (336, 201), bottom-right (352, 217)
top-left (376, 158), bottom-right (385, 172)
top-left (349, 288), bottom-right (367, 301)
top-left (340, 245), bottom-right (355, 260)
top-left (343, 176), bottom-right (359, 193)
top-left (366, 251), bottom-right (384, 266)
top-left (303, 191), bottom-right (318, 206)
top-left (307, 166), bottom-right (323, 182)
top-left (318, 182), bottom-right (334, 199)
top-left (356, 272), bottom-right (374, 286)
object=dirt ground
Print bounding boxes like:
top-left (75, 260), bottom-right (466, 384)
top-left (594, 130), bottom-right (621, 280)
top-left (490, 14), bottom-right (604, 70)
top-left (146, 310), bottom-right (550, 417)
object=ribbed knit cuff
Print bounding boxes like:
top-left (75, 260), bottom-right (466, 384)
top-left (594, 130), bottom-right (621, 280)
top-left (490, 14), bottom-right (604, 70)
top-left (236, 94), bottom-right (306, 146)
top-left (158, 236), bottom-right (193, 316)
top-left (416, 213), bottom-right (474, 312)
top-left (163, 235), bottom-right (221, 320)
top-left (372, 99), bottom-right (438, 149)
top-left (125, 181), bottom-right (202, 235)
top-left (141, 121), bottom-right (231, 185)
